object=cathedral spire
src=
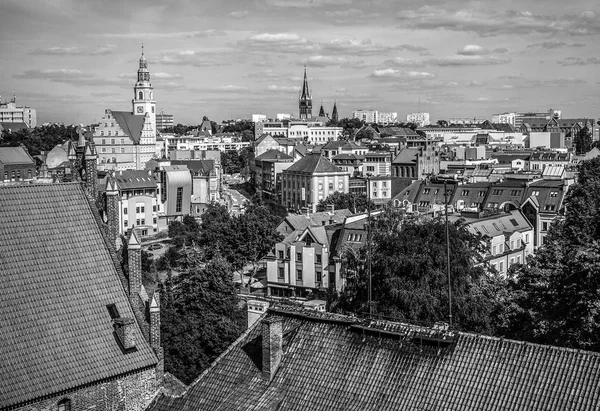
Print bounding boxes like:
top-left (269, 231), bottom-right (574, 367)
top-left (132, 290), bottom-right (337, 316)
top-left (318, 100), bottom-right (325, 117)
top-left (299, 66), bottom-right (312, 120)
top-left (331, 100), bottom-right (339, 123)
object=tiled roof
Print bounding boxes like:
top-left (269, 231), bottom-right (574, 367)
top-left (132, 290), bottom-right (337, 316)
top-left (0, 183), bottom-right (157, 409)
top-left (114, 170), bottom-right (158, 190)
top-left (284, 154), bottom-right (343, 174)
top-left (255, 149), bottom-right (293, 161)
top-left (456, 209), bottom-right (533, 238)
top-left (392, 148), bottom-right (420, 164)
top-left (0, 122), bottom-right (29, 131)
top-left (148, 307), bottom-right (600, 411)
top-left (279, 209), bottom-right (352, 233)
top-left (111, 110), bottom-right (145, 143)
top-left (171, 159), bottom-right (216, 175)
top-left (0, 146), bottom-right (35, 165)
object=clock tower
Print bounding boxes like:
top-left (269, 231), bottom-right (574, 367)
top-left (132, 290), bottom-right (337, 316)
top-left (132, 45), bottom-right (156, 134)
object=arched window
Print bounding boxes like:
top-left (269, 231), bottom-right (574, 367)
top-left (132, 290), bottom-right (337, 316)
top-left (138, 91), bottom-right (143, 100)
top-left (58, 398), bottom-right (71, 411)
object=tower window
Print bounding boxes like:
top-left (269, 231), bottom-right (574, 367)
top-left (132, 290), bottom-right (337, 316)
top-left (139, 91), bottom-right (143, 100)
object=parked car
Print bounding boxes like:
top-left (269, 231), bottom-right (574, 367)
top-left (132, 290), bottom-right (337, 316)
top-left (148, 243), bottom-right (163, 250)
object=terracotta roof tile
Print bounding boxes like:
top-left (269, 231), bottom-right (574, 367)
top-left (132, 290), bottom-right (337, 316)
top-left (149, 308), bottom-right (600, 411)
top-left (0, 183), bottom-right (157, 408)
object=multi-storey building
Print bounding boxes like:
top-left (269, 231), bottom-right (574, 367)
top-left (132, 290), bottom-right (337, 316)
top-left (363, 151), bottom-right (392, 176)
top-left (391, 146), bottom-right (440, 179)
top-left (156, 111), bottom-right (173, 131)
top-left (492, 112), bottom-right (517, 126)
top-left (353, 109), bottom-right (396, 124)
top-left (281, 154), bottom-right (350, 212)
top-left (156, 165), bottom-right (192, 223)
top-left (406, 112), bottom-right (430, 127)
top-left (109, 170), bottom-right (160, 236)
top-left (456, 209), bottom-right (534, 276)
top-left (255, 120), bottom-right (343, 144)
top-left (254, 149), bottom-right (294, 200)
top-left (93, 48), bottom-right (156, 171)
top-left (0, 96), bottom-right (36, 127)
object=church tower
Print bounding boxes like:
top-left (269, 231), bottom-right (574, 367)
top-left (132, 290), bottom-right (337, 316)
top-left (331, 100), bottom-right (339, 123)
top-left (132, 45), bottom-right (156, 134)
top-left (299, 66), bottom-right (312, 120)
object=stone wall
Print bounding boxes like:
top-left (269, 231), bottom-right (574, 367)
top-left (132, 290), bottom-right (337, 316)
top-left (15, 368), bottom-right (158, 411)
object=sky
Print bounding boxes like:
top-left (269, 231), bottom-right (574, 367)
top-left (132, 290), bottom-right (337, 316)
top-left (1, 0), bottom-right (599, 125)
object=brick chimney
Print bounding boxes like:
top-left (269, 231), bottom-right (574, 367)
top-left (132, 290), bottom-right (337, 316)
top-left (113, 317), bottom-right (136, 350)
top-left (262, 317), bottom-right (283, 381)
top-left (150, 291), bottom-right (164, 378)
top-left (128, 230), bottom-right (142, 301)
top-left (105, 175), bottom-right (119, 249)
top-left (84, 143), bottom-right (98, 200)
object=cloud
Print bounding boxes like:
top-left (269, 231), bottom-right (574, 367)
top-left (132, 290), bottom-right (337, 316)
top-left (102, 30), bottom-right (226, 39)
top-left (431, 55), bottom-right (511, 66)
top-left (321, 38), bottom-right (418, 56)
top-left (216, 85), bottom-right (248, 92)
top-left (392, 79), bottom-right (459, 90)
top-left (466, 80), bottom-right (485, 87)
top-left (499, 72), bottom-right (522, 79)
top-left (153, 72), bottom-right (183, 79)
top-left (457, 45), bottom-right (488, 56)
top-left (370, 68), bottom-right (435, 79)
top-left (382, 57), bottom-right (425, 67)
top-left (262, 0), bottom-right (352, 8)
top-left (239, 33), bottom-right (317, 53)
top-left (558, 57), bottom-right (600, 66)
top-left (153, 50), bottom-right (234, 66)
top-left (34, 44), bottom-right (117, 56)
top-left (229, 10), bottom-right (249, 18)
top-left (14, 69), bottom-right (92, 80)
top-left (267, 85), bottom-right (301, 92)
top-left (397, 7), bottom-right (600, 37)
top-left (527, 41), bottom-right (586, 49)
top-left (302, 55), bottom-right (368, 68)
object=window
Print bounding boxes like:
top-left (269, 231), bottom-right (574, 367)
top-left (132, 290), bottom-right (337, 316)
top-left (510, 257), bottom-right (515, 266)
top-left (121, 138), bottom-right (125, 144)
top-left (461, 190), bottom-right (469, 196)
top-left (141, 218), bottom-right (145, 225)
top-left (58, 398), bottom-right (71, 411)
top-left (525, 234), bottom-right (529, 243)
top-left (316, 254), bottom-right (322, 264)
top-left (316, 270), bottom-right (322, 283)
top-left (153, 217), bottom-right (157, 224)
top-left (3, 171), bottom-right (7, 181)
top-left (136, 205), bottom-right (145, 213)
top-left (111, 138), bottom-right (115, 145)
top-left (549, 191), bottom-right (558, 197)
top-left (102, 139), bottom-right (106, 145)
top-left (176, 187), bottom-right (183, 213)
top-left (423, 188), bottom-right (431, 194)
top-left (297, 269), bottom-right (303, 281)
top-left (296, 252), bottom-right (302, 261)
top-left (492, 245), bottom-right (497, 255)
top-left (153, 205), bottom-right (157, 212)
top-left (112, 148), bottom-right (116, 154)
top-left (123, 207), bottom-right (128, 214)
top-left (124, 220), bottom-right (128, 227)
top-left (499, 262), bottom-right (504, 273)
top-left (542, 222), bottom-right (549, 231)
top-left (517, 255), bottom-right (521, 264)
top-left (532, 190), bottom-right (540, 196)
top-left (278, 267), bottom-right (284, 278)
top-left (136, 219), bottom-right (141, 225)
top-left (478, 191), bottom-right (485, 197)
top-left (101, 131), bottom-right (104, 136)
top-left (492, 189), bottom-right (502, 195)
top-left (108, 131), bottom-right (111, 136)
top-left (101, 148), bottom-right (107, 153)
top-left (278, 250), bottom-right (284, 259)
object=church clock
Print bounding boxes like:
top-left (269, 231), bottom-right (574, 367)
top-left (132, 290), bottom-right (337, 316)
top-left (137, 106), bottom-right (144, 113)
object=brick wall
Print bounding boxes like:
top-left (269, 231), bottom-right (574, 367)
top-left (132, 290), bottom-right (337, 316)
top-left (14, 368), bottom-right (158, 411)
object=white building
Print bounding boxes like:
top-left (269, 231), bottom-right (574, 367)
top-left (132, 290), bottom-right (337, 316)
top-left (276, 113), bottom-right (291, 120)
top-left (255, 120), bottom-right (342, 144)
top-left (406, 112), bottom-right (430, 127)
top-left (252, 114), bottom-right (267, 123)
top-left (0, 96), bottom-right (36, 127)
top-left (353, 110), bottom-right (378, 123)
top-left (492, 112), bottom-right (517, 126)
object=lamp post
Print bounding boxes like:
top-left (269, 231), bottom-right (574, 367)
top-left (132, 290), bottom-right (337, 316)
top-left (441, 177), bottom-right (453, 328)
top-left (366, 173), bottom-right (373, 317)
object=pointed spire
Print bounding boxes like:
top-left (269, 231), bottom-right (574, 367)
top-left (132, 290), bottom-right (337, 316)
top-left (128, 229), bottom-right (141, 248)
top-left (332, 100), bottom-right (339, 123)
top-left (301, 65), bottom-right (311, 100)
top-left (318, 100), bottom-right (325, 117)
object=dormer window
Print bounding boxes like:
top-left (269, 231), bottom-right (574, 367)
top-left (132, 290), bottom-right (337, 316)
top-left (58, 398), bottom-right (71, 411)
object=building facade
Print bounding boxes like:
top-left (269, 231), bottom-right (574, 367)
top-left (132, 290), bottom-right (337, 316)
top-left (156, 111), bottom-right (173, 131)
top-left (0, 146), bottom-right (36, 183)
top-left (406, 112), bottom-right (430, 127)
top-left (0, 96), bottom-right (36, 127)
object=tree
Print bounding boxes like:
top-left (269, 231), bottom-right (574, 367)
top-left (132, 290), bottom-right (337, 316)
top-left (335, 208), bottom-right (503, 334)
top-left (160, 249), bottom-right (246, 384)
top-left (574, 125), bottom-right (592, 155)
top-left (437, 120), bottom-right (449, 127)
top-left (497, 157), bottom-right (600, 350)
top-left (1, 124), bottom-right (78, 156)
top-left (317, 192), bottom-right (374, 214)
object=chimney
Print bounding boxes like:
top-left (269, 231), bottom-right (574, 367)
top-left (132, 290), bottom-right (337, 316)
top-left (150, 291), bottom-right (164, 378)
top-left (128, 230), bottom-right (142, 300)
top-left (248, 300), bottom-right (270, 329)
top-left (327, 204), bottom-right (335, 214)
top-left (113, 317), bottom-right (136, 350)
top-left (262, 317), bottom-right (283, 381)
top-left (105, 176), bottom-right (119, 249)
top-left (84, 143), bottom-right (98, 199)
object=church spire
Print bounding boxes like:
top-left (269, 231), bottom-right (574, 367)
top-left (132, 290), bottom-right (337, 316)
top-left (299, 65), bottom-right (312, 120)
top-left (331, 100), bottom-right (339, 123)
top-left (318, 100), bottom-right (325, 117)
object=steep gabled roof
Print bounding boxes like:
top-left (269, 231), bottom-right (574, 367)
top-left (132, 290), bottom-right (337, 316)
top-left (392, 148), bottom-right (420, 165)
top-left (255, 149), bottom-right (293, 161)
top-left (111, 110), bottom-right (145, 143)
top-left (0, 146), bottom-right (35, 165)
top-left (114, 170), bottom-right (158, 190)
top-left (284, 154), bottom-right (342, 174)
top-left (0, 184), bottom-right (157, 409)
top-left (148, 307), bottom-right (600, 411)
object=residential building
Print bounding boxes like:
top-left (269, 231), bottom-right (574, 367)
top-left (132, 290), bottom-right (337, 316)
top-left (482, 179), bottom-right (528, 212)
top-left (368, 175), bottom-right (393, 205)
top-left (165, 133), bottom-right (250, 152)
top-left (299, 67), bottom-right (312, 120)
top-left (149, 304), bottom-right (600, 411)
top-left (255, 121), bottom-right (342, 143)
top-left (353, 109), bottom-right (378, 123)
top-left (521, 179), bottom-right (568, 249)
top-left (363, 151), bottom-right (392, 176)
top-left (156, 111), bottom-right (173, 131)
top-left (456, 209), bottom-right (534, 276)
top-left (107, 170), bottom-right (160, 236)
top-left (514, 109), bottom-right (561, 129)
top-left (0, 146), bottom-right (36, 183)
top-left (451, 182), bottom-right (491, 211)
top-left (169, 160), bottom-right (220, 216)
top-left (281, 154), bottom-right (349, 212)
top-left (378, 111), bottom-right (398, 124)
top-left (252, 114), bottom-right (267, 123)
top-left (527, 151), bottom-right (571, 172)
top-left (331, 153), bottom-right (363, 177)
top-left (449, 117), bottom-right (487, 125)
top-left (492, 112), bottom-right (517, 126)
top-left (276, 113), bottom-right (292, 120)
top-left (0, 183), bottom-right (162, 411)
top-left (254, 149), bottom-right (294, 200)
top-left (93, 48), bottom-right (156, 170)
top-left (266, 225), bottom-right (337, 297)
top-left (406, 112), bottom-right (430, 127)
top-left (391, 146), bottom-right (440, 179)
top-left (0, 95), bottom-right (36, 127)
top-left (321, 140), bottom-right (366, 159)
top-left (157, 165), bottom-right (192, 222)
